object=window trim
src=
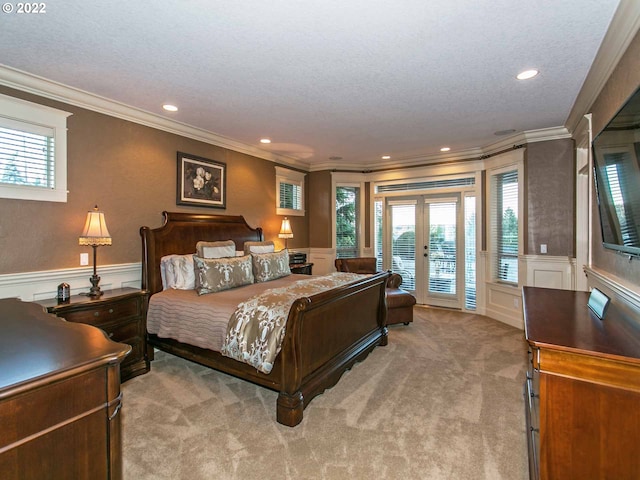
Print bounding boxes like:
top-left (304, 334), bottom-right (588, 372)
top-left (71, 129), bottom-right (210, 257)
top-left (0, 93), bottom-right (72, 203)
top-left (487, 155), bottom-right (524, 286)
top-left (275, 166), bottom-right (305, 216)
top-left (332, 172), bottom-right (366, 256)
top-left (335, 183), bottom-right (362, 258)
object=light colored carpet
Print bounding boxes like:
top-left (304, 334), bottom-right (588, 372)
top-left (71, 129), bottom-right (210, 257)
top-left (122, 306), bottom-right (529, 479)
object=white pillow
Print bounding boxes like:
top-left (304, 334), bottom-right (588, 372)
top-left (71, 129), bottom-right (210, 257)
top-left (243, 241), bottom-right (275, 255)
top-left (160, 254), bottom-right (196, 290)
top-left (196, 240), bottom-right (236, 259)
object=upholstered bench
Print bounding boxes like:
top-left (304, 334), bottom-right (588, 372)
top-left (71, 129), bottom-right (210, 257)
top-left (334, 257), bottom-right (416, 326)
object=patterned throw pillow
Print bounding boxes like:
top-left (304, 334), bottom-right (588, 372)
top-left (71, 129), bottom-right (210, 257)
top-left (193, 255), bottom-right (254, 295)
top-left (243, 241), bottom-right (275, 255)
top-left (196, 240), bottom-right (236, 258)
top-left (251, 249), bottom-right (291, 283)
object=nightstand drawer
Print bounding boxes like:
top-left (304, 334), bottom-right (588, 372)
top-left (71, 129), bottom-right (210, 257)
top-left (61, 299), bottom-right (140, 326)
top-left (121, 338), bottom-right (143, 367)
top-left (102, 318), bottom-right (141, 343)
top-left (37, 288), bottom-right (150, 382)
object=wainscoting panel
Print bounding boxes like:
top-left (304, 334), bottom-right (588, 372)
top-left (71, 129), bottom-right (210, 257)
top-left (0, 263), bottom-right (142, 301)
top-left (522, 255), bottom-right (576, 290)
top-left (308, 248), bottom-right (336, 276)
top-left (485, 282), bottom-right (523, 329)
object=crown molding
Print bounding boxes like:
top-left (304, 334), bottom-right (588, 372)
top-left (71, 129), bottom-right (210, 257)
top-left (309, 126), bottom-right (569, 172)
top-left (565, 0), bottom-right (640, 135)
top-left (0, 64), bottom-right (309, 170)
top-left (0, 64), bottom-right (588, 174)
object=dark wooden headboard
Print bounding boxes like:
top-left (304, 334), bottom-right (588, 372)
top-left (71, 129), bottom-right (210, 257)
top-left (140, 211), bottom-right (263, 295)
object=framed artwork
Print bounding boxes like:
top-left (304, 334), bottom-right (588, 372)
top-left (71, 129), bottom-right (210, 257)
top-left (177, 152), bottom-right (226, 208)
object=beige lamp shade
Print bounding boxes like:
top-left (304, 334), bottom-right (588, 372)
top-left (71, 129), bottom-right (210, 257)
top-left (278, 217), bottom-right (293, 239)
top-left (79, 206), bottom-right (112, 246)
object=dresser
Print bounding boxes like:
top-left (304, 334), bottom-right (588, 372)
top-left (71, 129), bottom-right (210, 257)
top-left (38, 288), bottom-right (149, 382)
top-left (0, 298), bottom-right (130, 480)
top-left (522, 286), bottom-right (640, 480)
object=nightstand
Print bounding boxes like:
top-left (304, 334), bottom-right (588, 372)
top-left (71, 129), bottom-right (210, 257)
top-left (38, 288), bottom-right (149, 382)
top-left (290, 262), bottom-right (313, 275)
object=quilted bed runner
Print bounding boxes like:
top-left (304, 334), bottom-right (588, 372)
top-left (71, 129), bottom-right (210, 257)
top-left (221, 272), bottom-right (365, 374)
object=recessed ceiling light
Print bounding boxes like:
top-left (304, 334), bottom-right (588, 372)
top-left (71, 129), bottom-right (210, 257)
top-left (381, 155), bottom-right (391, 160)
top-left (260, 138), bottom-right (271, 144)
top-left (516, 69), bottom-right (539, 80)
top-left (440, 147), bottom-right (451, 152)
top-left (162, 104), bottom-right (178, 112)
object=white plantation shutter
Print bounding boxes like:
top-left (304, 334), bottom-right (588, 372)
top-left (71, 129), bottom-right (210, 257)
top-left (279, 181), bottom-right (302, 210)
top-left (374, 199), bottom-right (383, 270)
top-left (0, 124), bottom-right (55, 189)
top-left (390, 201), bottom-right (416, 291)
top-left (0, 93), bottom-right (70, 202)
top-left (464, 195), bottom-right (476, 310)
top-left (491, 170), bottom-right (518, 284)
top-left (275, 166), bottom-right (305, 216)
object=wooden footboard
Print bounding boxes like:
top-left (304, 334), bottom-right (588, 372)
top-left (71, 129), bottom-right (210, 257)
top-left (141, 212), bottom-right (389, 427)
top-left (277, 271), bottom-right (388, 426)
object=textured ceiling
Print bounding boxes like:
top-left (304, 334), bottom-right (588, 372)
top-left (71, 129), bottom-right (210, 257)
top-left (0, 0), bottom-right (621, 169)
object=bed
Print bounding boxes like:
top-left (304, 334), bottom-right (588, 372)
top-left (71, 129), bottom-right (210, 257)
top-left (140, 211), bottom-right (389, 427)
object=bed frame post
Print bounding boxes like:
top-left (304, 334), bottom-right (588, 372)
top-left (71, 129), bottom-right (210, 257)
top-left (276, 392), bottom-right (304, 427)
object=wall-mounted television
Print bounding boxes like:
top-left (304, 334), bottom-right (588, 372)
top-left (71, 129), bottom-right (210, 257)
top-left (592, 85), bottom-right (640, 257)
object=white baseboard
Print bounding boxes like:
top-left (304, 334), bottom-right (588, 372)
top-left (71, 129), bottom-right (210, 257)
top-left (0, 263), bottom-right (142, 301)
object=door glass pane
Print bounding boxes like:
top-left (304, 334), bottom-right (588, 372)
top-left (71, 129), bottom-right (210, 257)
top-left (428, 202), bottom-right (456, 295)
top-left (464, 196), bottom-right (476, 310)
top-left (391, 204), bottom-right (415, 291)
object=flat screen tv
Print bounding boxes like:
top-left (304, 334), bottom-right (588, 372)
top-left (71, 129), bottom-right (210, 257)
top-left (592, 85), bottom-right (640, 257)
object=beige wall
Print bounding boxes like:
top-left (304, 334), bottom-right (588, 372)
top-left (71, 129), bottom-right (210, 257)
top-left (589, 29), bottom-right (640, 287)
top-left (0, 86), bottom-right (308, 275)
top-left (525, 139), bottom-right (575, 256)
top-left (307, 170), bottom-right (332, 248)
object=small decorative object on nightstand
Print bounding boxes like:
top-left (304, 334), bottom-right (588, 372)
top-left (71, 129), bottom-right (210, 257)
top-left (290, 262), bottom-right (313, 275)
top-left (38, 287), bottom-right (149, 382)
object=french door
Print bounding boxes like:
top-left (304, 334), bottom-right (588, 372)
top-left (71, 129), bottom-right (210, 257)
top-left (422, 197), bottom-right (460, 308)
top-left (385, 193), bottom-right (475, 310)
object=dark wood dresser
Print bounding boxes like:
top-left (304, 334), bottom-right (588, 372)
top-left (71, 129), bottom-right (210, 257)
top-left (0, 298), bottom-right (130, 480)
top-left (522, 286), bottom-right (640, 480)
top-left (37, 288), bottom-right (149, 382)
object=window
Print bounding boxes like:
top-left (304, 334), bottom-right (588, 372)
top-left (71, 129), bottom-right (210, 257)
top-left (0, 94), bottom-right (71, 202)
top-left (275, 166), bottom-right (305, 216)
top-left (490, 169), bottom-right (519, 284)
top-left (374, 199), bottom-right (383, 270)
top-left (335, 185), bottom-right (360, 258)
top-left (464, 195), bottom-right (476, 310)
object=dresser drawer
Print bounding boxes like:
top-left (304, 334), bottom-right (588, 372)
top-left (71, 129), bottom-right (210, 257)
top-left (61, 299), bottom-right (140, 326)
